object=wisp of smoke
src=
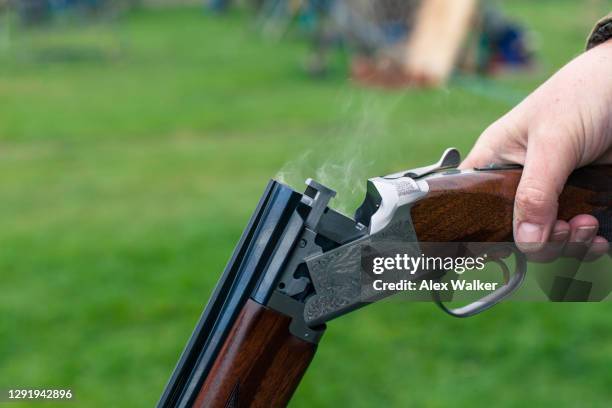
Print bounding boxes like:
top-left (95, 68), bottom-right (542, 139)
top-left (275, 90), bottom-right (405, 216)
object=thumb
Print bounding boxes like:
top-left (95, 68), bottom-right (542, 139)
top-left (514, 134), bottom-right (576, 252)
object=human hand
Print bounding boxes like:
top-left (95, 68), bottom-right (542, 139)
top-left (459, 40), bottom-right (612, 255)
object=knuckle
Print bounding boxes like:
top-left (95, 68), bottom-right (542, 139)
top-left (515, 185), bottom-right (557, 216)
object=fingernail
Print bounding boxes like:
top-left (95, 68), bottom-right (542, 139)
top-left (517, 222), bottom-right (544, 243)
top-left (551, 230), bottom-right (569, 242)
top-left (574, 226), bottom-right (598, 243)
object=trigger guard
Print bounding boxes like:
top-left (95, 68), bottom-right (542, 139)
top-left (433, 249), bottom-right (527, 318)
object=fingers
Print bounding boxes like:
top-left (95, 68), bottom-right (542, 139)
top-left (563, 215), bottom-right (608, 261)
top-left (564, 215), bottom-right (600, 259)
top-left (526, 220), bottom-right (569, 263)
top-left (550, 221), bottom-right (571, 243)
top-left (459, 142), bottom-right (497, 170)
top-left (513, 134), bottom-right (576, 252)
top-left (568, 214), bottom-right (598, 243)
top-left (527, 215), bottom-right (609, 262)
top-left (584, 237), bottom-right (610, 262)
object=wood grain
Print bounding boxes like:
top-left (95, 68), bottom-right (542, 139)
top-left (193, 299), bottom-right (317, 408)
top-left (412, 166), bottom-right (612, 242)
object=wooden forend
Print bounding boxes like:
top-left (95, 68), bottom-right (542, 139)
top-left (193, 299), bottom-right (317, 408)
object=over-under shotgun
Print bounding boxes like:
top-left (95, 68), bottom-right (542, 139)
top-left (158, 149), bottom-right (612, 407)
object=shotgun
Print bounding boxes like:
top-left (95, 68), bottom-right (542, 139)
top-left (158, 148), bottom-right (612, 407)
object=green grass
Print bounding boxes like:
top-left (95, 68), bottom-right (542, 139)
top-left (0, 1), bottom-right (611, 407)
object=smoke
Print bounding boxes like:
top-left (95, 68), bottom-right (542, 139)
top-left (275, 151), bottom-right (313, 190)
top-left (276, 91), bottom-right (405, 215)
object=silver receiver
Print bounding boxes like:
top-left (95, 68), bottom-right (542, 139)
top-left (355, 148), bottom-right (461, 234)
top-left (303, 148), bottom-right (526, 324)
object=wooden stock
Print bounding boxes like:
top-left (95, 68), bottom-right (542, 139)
top-left (193, 299), bottom-right (317, 408)
top-left (412, 165), bottom-right (612, 242)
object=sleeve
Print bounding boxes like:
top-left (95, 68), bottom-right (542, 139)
top-left (586, 12), bottom-right (612, 50)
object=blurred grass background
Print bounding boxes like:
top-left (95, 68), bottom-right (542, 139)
top-left (0, 1), bottom-right (611, 407)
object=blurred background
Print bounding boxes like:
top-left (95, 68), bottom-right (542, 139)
top-left (0, 0), bottom-right (611, 406)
